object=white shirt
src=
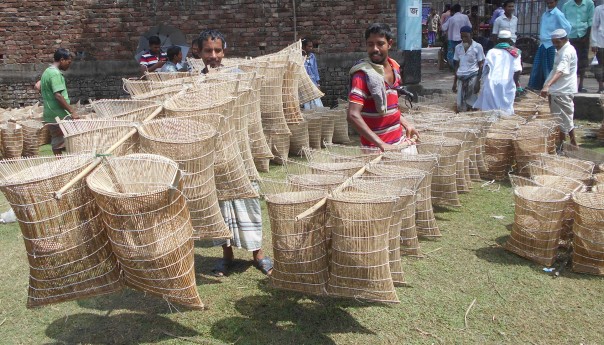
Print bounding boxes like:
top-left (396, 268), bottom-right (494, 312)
top-left (546, 41), bottom-right (578, 95)
top-left (591, 5), bottom-right (604, 48)
top-left (442, 12), bottom-right (472, 41)
top-left (492, 14), bottom-right (518, 42)
top-left (453, 40), bottom-right (485, 76)
top-left (473, 48), bottom-right (522, 115)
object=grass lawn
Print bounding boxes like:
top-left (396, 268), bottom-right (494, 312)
top-left (0, 128), bottom-right (603, 344)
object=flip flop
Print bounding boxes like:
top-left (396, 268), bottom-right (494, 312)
top-left (211, 258), bottom-right (233, 277)
top-left (254, 256), bottom-right (273, 275)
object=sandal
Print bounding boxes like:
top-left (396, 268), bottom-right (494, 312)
top-left (579, 87), bottom-right (589, 93)
top-left (211, 258), bottom-right (233, 277)
top-left (254, 256), bottom-right (273, 275)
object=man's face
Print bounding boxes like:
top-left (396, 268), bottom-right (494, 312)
top-left (58, 57), bottom-right (72, 71)
top-left (461, 32), bottom-right (472, 44)
top-left (190, 43), bottom-right (201, 59)
top-left (149, 43), bottom-right (161, 55)
top-left (366, 33), bottom-right (392, 65)
top-left (552, 37), bottom-right (565, 49)
top-left (201, 38), bottom-right (224, 68)
top-left (546, 0), bottom-right (557, 10)
top-left (504, 2), bottom-right (515, 16)
top-left (303, 42), bottom-right (314, 55)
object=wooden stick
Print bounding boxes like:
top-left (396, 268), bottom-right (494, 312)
top-left (53, 105), bottom-right (163, 199)
top-left (293, 136), bottom-right (417, 221)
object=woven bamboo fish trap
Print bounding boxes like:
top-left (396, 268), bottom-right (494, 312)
top-left (266, 189), bottom-right (329, 295)
top-left (281, 54), bottom-right (305, 124)
top-left (258, 62), bottom-right (290, 134)
top-left (19, 120), bottom-right (43, 157)
top-left (572, 192), bottom-right (604, 276)
top-left (266, 131), bottom-right (291, 165)
top-left (533, 174), bottom-right (586, 244)
top-left (122, 78), bottom-right (181, 97)
top-left (89, 99), bottom-right (160, 122)
top-left (186, 57), bottom-right (205, 74)
top-left (532, 154), bottom-right (595, 186)
top-left (593, 173), bottom-right (604, 190)
top-left (483, 131), bottom-right (514, 181)
top-left (363, 165), bottom-right (423, 256)
top-left (326, 191), bottom-right (399, 303)
top-left (164, 95), bottom-right (258, 200)
top-left (320, 112), bottom-right (335, 147)
top-left (561, 143), bottom-right (604, 172)
top-left (232, 87), bottom-right (260, 181)
top-left (245, 76), bottom-right (273, 161)
top-left (513, 126), bottom-right (550, 176)
top-left (298, 64), bottom-right (324, 105)
top-left (303, 149), bottom-right (366, 177)
top-left (39, 125), bottom-right (51, 145)
top-left (145, 71), bottom-right (193, 82)
top-left (416, 135), bottom-right (463, 207)
top-left (286, 173), bottom-right (348, 192)
top-left (60, 119), bottom-right (138, 156)
top-left (304, 112), bottom-right (323, 149)
top-left (254, 158), bottom-right (270, 173)
top-left (1, 122), bottom-right (23, 158)
top-left (504, 186), bottom-right (569, 266)
top-left (323, 143), bottom-right (381, 162)
top-left (346, 179), bottom-right (415, 285)
top-left (133, 85), bottom-right (184, 102)
top-left (0, 155), bottom-right (122, 308)
top-left (137, 118), bottom-right (230, 240)
top-left (287, 121), bottom-right (309, 156)
top-left (380, 152), bottom-right (440, 237)
top-left (330, 108), bottom-right (350, 144)
top-left (86, 154), bottom-right (203, 309)
top-left (433, 128), bottom-right (477, 193)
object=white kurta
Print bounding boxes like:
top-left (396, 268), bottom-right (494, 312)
top-left (473, 48), bottom-right (522, 115)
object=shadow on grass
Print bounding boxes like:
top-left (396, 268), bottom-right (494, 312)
top-left (210, 283), bottom-right (376, 344)
top-left (194, 254), bottom-right (253, 284)
top-left (76, 289), bottom-right (171, 313)
top-left (473, 235), bottom-right (542, 268)
top-left (45, 312), bottom-right (198, 344)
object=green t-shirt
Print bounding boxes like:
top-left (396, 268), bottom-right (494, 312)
top-left (41, 66), bottom-right (70, 123)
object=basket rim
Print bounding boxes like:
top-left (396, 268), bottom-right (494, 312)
top-left (0, 154), bottom-right (95, 187)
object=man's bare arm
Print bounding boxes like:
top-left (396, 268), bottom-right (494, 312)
top-left (54, 92), bottom-right (78, 118)
top-left (347, 102), bottom-right (393, 151)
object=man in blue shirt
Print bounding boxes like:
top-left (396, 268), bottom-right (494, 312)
top-left (527, 0), bottom-right (573, 90)
top-left (562, 0), bottom-right (595, 92)
top-left (301, 37), bottom-right (324, 109)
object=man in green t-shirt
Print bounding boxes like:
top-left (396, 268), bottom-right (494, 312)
top-left (39, 48), bottom-right (77, 155)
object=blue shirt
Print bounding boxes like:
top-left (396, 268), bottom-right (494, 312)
top-left (562, 0), bottom-right (594, 38)
top-left (539, 7), bottom-right (573, 48)
top-left (304, 53), bottom-right (320, 85)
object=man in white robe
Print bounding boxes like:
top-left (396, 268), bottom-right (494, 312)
top-left (473, 30), bottom-right (522, 115)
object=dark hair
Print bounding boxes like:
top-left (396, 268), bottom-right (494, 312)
top-left (148, 35), bottom-right (161, 45)
top-left (199, 29), bottom-right (227, 49)
top-left (301, 37), bottom-right (313, 46)
top-left (503, 0), bottom-right (515, 7)
top-left (452, 4), bottom-right (462, 13)
top-left (365, 23), bottom-right (393, 41)
top-left (191, 37), bottom-right (201, 48)
top-left (444, 4), bottom-right (451, 11)
top-left (53, 48), bottom-right (71, 62)
top-left (166, 46), bottom-right (181, 61)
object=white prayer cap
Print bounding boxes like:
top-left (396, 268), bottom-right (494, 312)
top-left (498, 30), bottom-right (512, 39)
top-left (551, 29), bottom-right (568, 39)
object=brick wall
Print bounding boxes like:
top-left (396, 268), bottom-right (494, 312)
top-left (0, 0), bottom-right (400, 108)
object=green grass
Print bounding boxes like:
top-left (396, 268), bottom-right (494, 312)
top-left (0, 139), bottom-right (603, 344)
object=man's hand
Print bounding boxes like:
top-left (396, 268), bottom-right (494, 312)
top-left (379, 143), bottom-right (400, 152)
top-left (156, 60), bottom-right (166, 67)
top-left (452, 83), bottom-right (457, 93)
top-left (34, 80), bottom-right (41, 92)
top-left (69, 112), bottom-right (80, 120)
top-left (540, 86), bottom-right (549, 98)
top-left (474, 79), bottom-right (481, 94)
top-left (593, 47), bottom-right (599, 54)
top-left (405, 123), bottom-right (419, 140)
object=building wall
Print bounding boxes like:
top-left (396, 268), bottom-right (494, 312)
top-left (0, 0), bottom-right (399, 108)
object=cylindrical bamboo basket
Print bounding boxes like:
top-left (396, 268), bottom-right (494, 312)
top-left (326, 191), bottom-right (399, 303)
top-left (232, 87), bottom-right (261, 181)
top-left (266, 131), bottom-right (291, 165)
top-left (288, 121), bottom-right (310, 156)
top-left (298, 64), bottom-right (325, 105)
top-left (89, 99), bottom-right (160, 122)
top-left (0, 155), bottom-right (122, 308)
top-left (138, 117), bottom-right (230, 240)
top-left (572, 192), bottom-right (604, 276)
top-left (513, 126), bottom-right (549, 176)
top-left (282, 55), bottom-right (305, 124)
top-left (245, 75), bottom-right (273, 160)
top-left (266, 190), bottom-right (328, 295)
top-left (254, 158), bottom-right (270, 173)
top-left (62, 120), bottom-right (138, 156)
top-left (532, 154), bottom-right (595, 186)
top-left (20, 120), bottom-right (43, 157)
top-left (304, 113), bottom-right (323, 149)
top-left (504, 186), bottom-right (569, 266)
top-left (1, 123), bottom-right (23, 158)
top-left (320, 114), bottom-right (335, 148)
top-left (86, 154), bottom-right (203, 309)
top-left (330, 108), bottom-right (350, 144)
top-left (286, 174), bottom-right (348, 192)
top-left (483, 131), bottom-right (514, 181)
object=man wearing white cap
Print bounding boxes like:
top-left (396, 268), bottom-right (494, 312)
top-left (473, 30), bottom-right (522, 115)
top-left (541, 29), bottom-right (578, 146)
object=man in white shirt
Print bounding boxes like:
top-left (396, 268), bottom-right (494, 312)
top-left (541, 29), bottom-right (578, 146)
top-left (442, 4), bottom-right (472, 70)
top-left (452, 26), bottom-right (485, 112)
top-left (473, 30), bottom-right (522, 115)
top-left (491, 1), bottom-right (518, 43)
top-left (591, 2), bottom-right (604, 93)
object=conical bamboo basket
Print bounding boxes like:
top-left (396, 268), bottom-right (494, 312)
top-left (1, 122), bottom-right (23, 158)
top-left (19, 120), bottom-right (43, 157)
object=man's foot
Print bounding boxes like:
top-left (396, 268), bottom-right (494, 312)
top-left (212, 258), bottom-right (233, 277)
top-left (254, 256), bottom-right (273, 276)
top-left (578, 87), bottom-right (589, 93)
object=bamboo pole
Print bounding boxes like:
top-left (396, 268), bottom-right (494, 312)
top-left (294, 137), bottom-right (417, 221)
top-left (53, 105), bottom-right (164, 199)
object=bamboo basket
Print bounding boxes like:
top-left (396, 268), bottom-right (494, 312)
top-left (364, 165), bottom-right (423, 256)
top-left (259, 63), bottom-right (290, 134)
top-left (254, 158), bottom-right (270, 173)
top-left (330, 108), bottom-right (350, 144)
top-left (266, 190), bottom-right (329, 295)
top-left (19, 120), bottom-right (43, 157)
top-left (122, 78), bottom-right (183, 97)
top-left (304, 112), bottom-right (323, 149)
top-left (416, 135), bottom-right (463, 207)
top-left (1, 122), bottom-right (23, 158)
top-left (532, 154), bottom-right (594, 186)
top-left (324, 143), bottom-right (382, 163)
top-left (380, 152), bottom-right (440, 237)
top-left (266, 131), bottom-right (291, 165)
top-left (320, 113), bottom-right (335, 147)
top-left (39, 125), bottom-right (51, 145)
top-left (0, 155), bottom-right (122, 308)
top-left (246, 76), bottom-right (273, 161)
top-left (326, 191), bottom-right (399, 303)
top-left (483, 131), bottom-right (514, 181)
top-left (561, 143), bottom-right (604, 172)
top-left (433, 128), bottom-right (477, 193)
top-left (298, 64), bottom-right (324, 105)
top-left (61, 120), bottom-right (138, 156)
top-left (89, 99), bottom-right (160, 122)
top-left (572, 192), bottom-right (604, 276)
top-left (186, 57), bottom-right (205, 74)
top-left (145, 71), bottom-right (192, 82)
top-left (504, 186), bottom-right (569, 266)
top-left (287, 121), bottom-right (309, 156)
top-left (282, 54), bottom-right (305, 124)
top-left (232, 87), bottom-right (260, 181)
top-left (513, 126), bottom-right (550, 176)
top-left (138, 117), bottom-right (230, 240)
top-left (286, 173), bottom-right (348, 192)
top-left (86, 154), bottom-right (203, 309)
top-left (346, 179), bottom-right (415, 285)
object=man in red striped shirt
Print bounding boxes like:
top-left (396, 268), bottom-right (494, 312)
top-left (347, 23), bottom-right (418, 151)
